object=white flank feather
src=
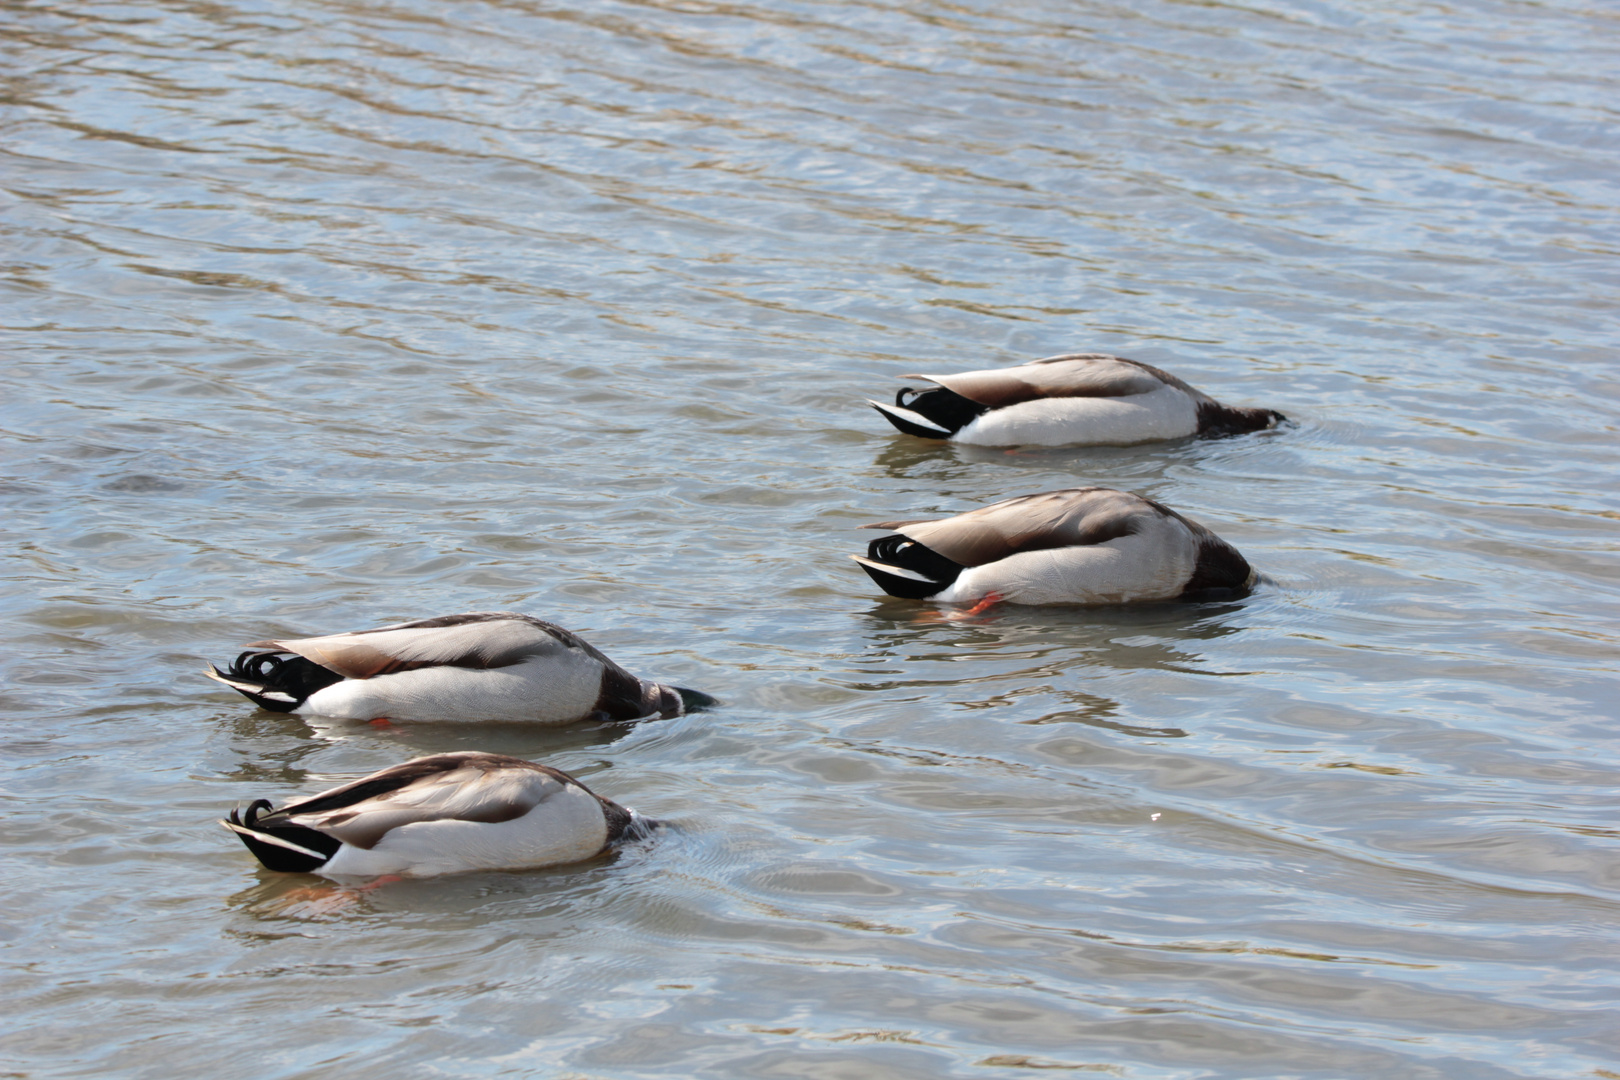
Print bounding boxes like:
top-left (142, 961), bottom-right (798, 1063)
top-left (954, 385), bottom-right (1198, 447)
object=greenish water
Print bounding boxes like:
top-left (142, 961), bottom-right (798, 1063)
top-left (2, 0), bottom-right (1617, 1077)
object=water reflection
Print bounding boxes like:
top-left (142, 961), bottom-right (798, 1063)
top-left (826, 600), bottom-right (1253, 738)
top-left (853, 598), bottom-right (1247, 672)
top-left (213, 703), bottom-right (665, 788)
top-left (297, 715), bottom-right (658, 762)
top-left (224, 871), bottom-right (394, 922)
top-left (221, 831), bottom-right (666, 926)
top-left (868, 432), bottom-right (1195, 488)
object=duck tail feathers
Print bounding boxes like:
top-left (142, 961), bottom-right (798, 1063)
top-left (871, 384), bottom-right (987, 439)
top-left (204, 651), bottom-right (342, 714)
top-left (853, 533), bottom-right (966, 600)
top-left (204, 663), bottom-right (301, 711)
top-left (869, 399), bottom-right (952, 438)
top-left (851, 555), bottom-right (950, 599)
top-left (222, 800), bottom-right (341, 873)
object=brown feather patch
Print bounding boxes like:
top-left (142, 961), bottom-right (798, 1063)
top-left (882, 488), bottom-right (1149, 567)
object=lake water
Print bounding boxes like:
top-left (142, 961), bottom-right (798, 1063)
top-left (3, 0), bottom-right (1618, 1076)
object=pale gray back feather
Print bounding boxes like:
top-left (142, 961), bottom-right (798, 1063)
top-left (906, 355), bottom-right (1207, 409)
top-left (247, 612), bottom-right (587, 678)
top-left (282, 753), bottom-right (581, 850)
top-left (863, 488), bottom-right (1166, 567)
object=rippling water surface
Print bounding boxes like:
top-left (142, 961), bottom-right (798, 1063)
top-left (3, 0), bottom-right (1618, 1076)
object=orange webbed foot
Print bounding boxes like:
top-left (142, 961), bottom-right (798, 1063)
top-left (962, 592), bottom-right (1004, 616)
top-left (914, 592), bottom-right (1004, 623)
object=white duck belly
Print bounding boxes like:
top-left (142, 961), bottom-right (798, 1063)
top-left (300, 651), bottom-right (607, 723)
top-left (934, 530), bottom-right (1200, 606)
top-left (317, 786), bottom-right (612, 878)
top-left (954, 385), bottom-right (1198, 447)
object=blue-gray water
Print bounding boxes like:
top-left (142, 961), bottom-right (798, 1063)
top-left (2, 0), bottom-right (1618, 1077)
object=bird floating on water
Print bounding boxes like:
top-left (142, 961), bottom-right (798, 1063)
top-left (206, 611), bottom-right (712, 723)
top-left (222, 751), bottom-right (642, 878)
top-left (868, 353), bottom-right (1285, 447)
top-left (853, 487), bottom-right (1255, 607)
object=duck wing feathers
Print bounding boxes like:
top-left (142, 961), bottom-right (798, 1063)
top-left (905, 354), bottom-right (1204, 409)
top-left (244, 612), bottom-right (615, 678)
top-left (863, 488), bottom-right (1150, 568)
top-left (257, 752), bottom-right (611, 851)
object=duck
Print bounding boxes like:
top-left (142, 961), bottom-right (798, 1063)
top-left (205, 611), bottom-right (712, 723)
top-left (852, 487), bottom-right (1255, 606)
top-left (868, 353), bottom-right (1285, 447)
top-left (221, 751), bottom-right (643, 877)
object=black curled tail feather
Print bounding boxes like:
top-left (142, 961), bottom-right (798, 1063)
top-left (859, 534), bottom-right (965, 599)
top-left (899, 386), bottom-right (986, 435)
top-left (226, 799), bottom-right (342, 873)
top-left (880, 385), bottom-right (986, 438)
top-left (215, 650), bottom-right (344, 713)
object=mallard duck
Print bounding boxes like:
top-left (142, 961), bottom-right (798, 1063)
top-left (852, 487), bottom-right (1255, 606)
top-left (206, 611), bottom-right (712, 723)
top-left (869, 353), bottom-right (1285, 447)
top-left (221, 751), bottom-right (642, 877)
